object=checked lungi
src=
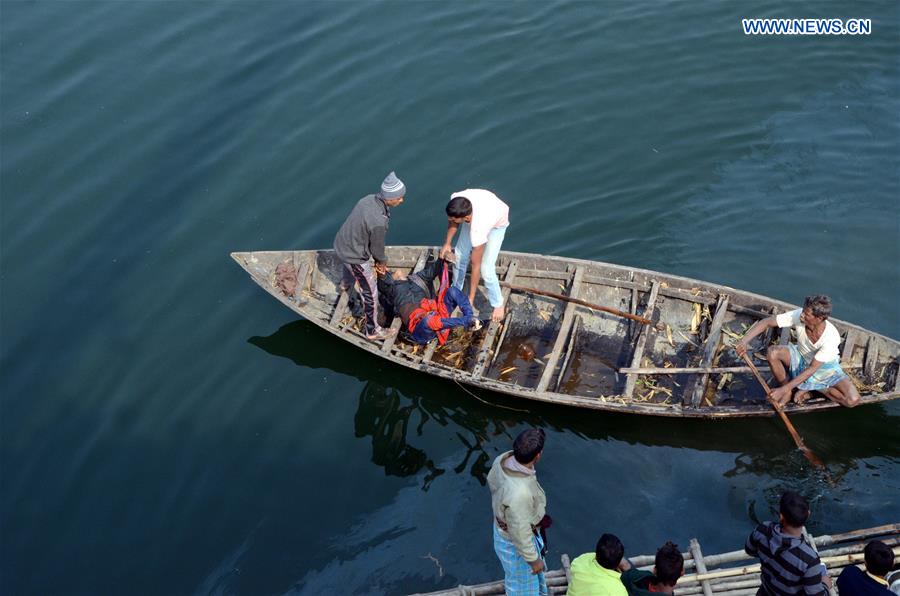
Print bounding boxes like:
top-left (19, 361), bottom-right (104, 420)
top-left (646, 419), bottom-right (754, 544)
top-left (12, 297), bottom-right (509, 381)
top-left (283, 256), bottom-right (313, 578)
top-left (493, 524), bottom-right (547, 596)
top-left (788, 345), bottom-right (848, 391)
top-left (340, 261), bottom-right (381, 336)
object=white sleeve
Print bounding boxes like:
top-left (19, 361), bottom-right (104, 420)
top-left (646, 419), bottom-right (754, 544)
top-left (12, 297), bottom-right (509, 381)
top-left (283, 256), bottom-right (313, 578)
top-left (775, 309), bottom-right (801, 328)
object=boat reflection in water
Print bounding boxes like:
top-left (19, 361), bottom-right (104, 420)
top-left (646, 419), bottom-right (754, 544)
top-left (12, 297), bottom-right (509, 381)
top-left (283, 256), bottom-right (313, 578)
top-left (249, 320), bottom-right (517, 488)
top-left (249, 321), bottom-right (899, 491)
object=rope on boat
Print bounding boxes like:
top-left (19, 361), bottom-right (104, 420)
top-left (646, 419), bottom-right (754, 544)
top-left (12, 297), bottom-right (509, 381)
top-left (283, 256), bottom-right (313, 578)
top-left (453, 378), bottom-right (530, 413)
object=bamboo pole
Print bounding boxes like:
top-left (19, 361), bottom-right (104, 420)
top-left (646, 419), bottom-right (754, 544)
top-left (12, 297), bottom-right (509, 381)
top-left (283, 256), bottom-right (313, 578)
top-left (629, 523), bottom-right (900, 569)
top-left (499, 282), bottom-right (654, 325)
top-left (419, 552), bottom-right (887, 596)
top-left (675, 538), bottom-right (899, 586)
top-left (618, 366), bottom-right (766, 375)
top-left (690, 539), bottom-right (714, 596)
top-left (820, 523), bottom-right (900, 543)
top-left (819, 538), bottom-right (899, 557)
top-left (546, 576), bottom-right (567, 586)
top-left (679, 558), bottom-right (884, 596)
top-left (412, 569), bottom-right (568, 596)
top-left (804, 528), bottom-right (836, 596)
top-left (413, 524), bottom-right (898, 596)
top-left (677, 576), bottom-right (761, 595)
top-left (680, 546), bottom-right (900, 584)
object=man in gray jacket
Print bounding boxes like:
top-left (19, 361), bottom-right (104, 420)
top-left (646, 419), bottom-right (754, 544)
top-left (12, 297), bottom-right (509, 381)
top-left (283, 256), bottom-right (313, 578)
top-left (488, 428), bottom-right (549, 595)
top-left (333, 172), bottom-right (406, 340)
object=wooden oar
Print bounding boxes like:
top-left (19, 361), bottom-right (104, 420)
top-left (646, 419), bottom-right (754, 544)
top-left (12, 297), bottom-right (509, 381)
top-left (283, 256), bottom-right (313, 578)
top-left (740, 353), bottom-right (826, 470)
top-left (499, 282), bottom-right (653, 325)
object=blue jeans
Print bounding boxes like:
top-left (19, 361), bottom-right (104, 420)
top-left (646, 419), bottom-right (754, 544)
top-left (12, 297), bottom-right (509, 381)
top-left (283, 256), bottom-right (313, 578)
top-left (409, 286), bottom-right (476, 345)
top-left (453, 224), bottom-right (507, 308)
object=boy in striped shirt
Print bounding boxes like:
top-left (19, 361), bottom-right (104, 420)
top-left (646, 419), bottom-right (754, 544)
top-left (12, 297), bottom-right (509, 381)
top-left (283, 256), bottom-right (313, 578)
top-left (745, 491), bottom-right (830, 595)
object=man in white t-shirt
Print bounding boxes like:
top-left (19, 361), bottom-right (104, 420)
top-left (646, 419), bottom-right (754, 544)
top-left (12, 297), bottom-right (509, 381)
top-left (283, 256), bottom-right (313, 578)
top-left (736, 295), bottom-right (860, 407)
top-left (439, 189), bottom-right (510, 322)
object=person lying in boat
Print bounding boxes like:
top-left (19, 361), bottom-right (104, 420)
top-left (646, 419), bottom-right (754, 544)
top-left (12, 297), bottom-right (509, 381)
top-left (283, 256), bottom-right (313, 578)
top-left (735, 294), bottom-right (860, 408)
top-left (376, 257), bottom-right (482, 345)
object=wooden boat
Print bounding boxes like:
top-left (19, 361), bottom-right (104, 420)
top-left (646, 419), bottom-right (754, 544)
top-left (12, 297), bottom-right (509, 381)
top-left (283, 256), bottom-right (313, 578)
top-left (408, 523), bottom-right (899, 595)
top-left (231, 247), bottom-right (900, 418)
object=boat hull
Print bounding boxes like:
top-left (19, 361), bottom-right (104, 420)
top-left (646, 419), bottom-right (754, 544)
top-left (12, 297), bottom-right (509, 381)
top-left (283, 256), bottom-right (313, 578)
top-left (231, 247), bottom-right (900, 418)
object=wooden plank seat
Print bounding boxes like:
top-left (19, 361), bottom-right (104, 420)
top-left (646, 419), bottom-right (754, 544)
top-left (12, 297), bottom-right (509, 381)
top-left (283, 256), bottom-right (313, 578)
top-left (471, 261), bottom-right (519, 378)
top-left (536, 267), bottom-right (585, 393)
top-left (689, 294), bottom-right (730, 408)
top-left (623, 281), bottom-right (661, 398)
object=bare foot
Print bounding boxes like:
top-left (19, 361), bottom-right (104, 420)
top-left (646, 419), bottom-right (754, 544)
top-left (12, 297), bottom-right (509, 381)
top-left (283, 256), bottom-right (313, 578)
top-left (793, 390), bottom-right (811, 405)
top-left (492, 306), bottom-right (505, 322)
top-left (769, 386), bottom-right (792, 407)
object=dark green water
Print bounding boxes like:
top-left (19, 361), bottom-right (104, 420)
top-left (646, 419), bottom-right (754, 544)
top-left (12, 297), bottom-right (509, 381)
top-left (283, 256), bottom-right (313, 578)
top-left (1, 2), bottom-right (898, 594)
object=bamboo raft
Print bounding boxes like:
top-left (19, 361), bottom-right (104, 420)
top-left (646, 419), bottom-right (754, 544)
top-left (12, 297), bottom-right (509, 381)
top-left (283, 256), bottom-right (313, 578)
top-left (409, 523), bottom-right (899, 595)
top-left (231, 247), bottom-right (900, 417)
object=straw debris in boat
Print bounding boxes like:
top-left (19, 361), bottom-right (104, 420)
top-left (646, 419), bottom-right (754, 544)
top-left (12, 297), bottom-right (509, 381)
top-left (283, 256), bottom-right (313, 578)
top-left (233, 248), bottom-right (900, 418)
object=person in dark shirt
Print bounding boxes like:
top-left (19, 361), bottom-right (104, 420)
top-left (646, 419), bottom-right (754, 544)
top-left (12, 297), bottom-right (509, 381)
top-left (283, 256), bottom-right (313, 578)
top-left (744, 491), bottom-right (830, 595)
top-left (836, 540), bottom-right (894, 595)
top-left (333, 172), bottom-right (406, 340)
top-left (620, 541), bottom-right (684, 595)
top-left (377, 257), bottom-right (480, 345)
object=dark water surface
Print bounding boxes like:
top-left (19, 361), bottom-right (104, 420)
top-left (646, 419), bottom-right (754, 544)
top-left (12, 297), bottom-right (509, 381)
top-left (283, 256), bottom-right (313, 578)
top-left (2, 2), bottom-right (899, 594)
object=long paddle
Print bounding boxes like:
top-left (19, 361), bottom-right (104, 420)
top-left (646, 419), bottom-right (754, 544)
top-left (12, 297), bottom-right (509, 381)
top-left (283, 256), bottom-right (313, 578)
top-left (739, 353), bottom-right (826, 470)
top-left (499, 282), bottom-right (654, 325)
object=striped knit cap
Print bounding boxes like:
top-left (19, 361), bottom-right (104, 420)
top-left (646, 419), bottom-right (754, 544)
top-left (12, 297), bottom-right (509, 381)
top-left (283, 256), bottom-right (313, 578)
top-left (379, 171), bottom-right (406, 200)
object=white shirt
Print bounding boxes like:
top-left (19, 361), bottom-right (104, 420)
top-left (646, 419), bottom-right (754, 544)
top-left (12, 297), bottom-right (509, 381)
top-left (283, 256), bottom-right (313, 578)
top-left (775, 309), bottom-right (841, 363)
top-left (451, 188), bottom-right (509, 247)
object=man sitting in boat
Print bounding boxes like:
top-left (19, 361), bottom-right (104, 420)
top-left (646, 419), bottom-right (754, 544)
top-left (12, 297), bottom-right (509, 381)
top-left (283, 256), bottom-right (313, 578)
top-left (735, 295), bottom-right (860, 407)
top-left (377, 257), bottom-right (482, 345)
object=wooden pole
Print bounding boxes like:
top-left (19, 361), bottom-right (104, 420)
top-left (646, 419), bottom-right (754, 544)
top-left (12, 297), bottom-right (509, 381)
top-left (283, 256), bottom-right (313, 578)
top-left (499, 282), bottom-right (654, 325)
top-left (740, 353), bottom-right (827, 470)
top-left (412, 524), bottom-right (899, 596)
top-left (673, 536), bottom-right (900, 585)
top-left (690, 538), bottom-right (714, 596)
top-left (682, 547), bottom-right (900, 583)
top-left (618, 365), bottom-right (770, 375)
top-left (803, 527), bottom-right (836, 596)
top-left (562, 553), bottom-right (572, 585)
top-left (819, 523), bottom-right (900, 543)
top-left (615, 524), bottom-right (900, 571)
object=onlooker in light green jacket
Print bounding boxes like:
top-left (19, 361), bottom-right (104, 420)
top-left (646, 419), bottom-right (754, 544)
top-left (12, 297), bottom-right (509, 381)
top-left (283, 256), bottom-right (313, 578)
top-left (567, 534), bottom-right (628, 596)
